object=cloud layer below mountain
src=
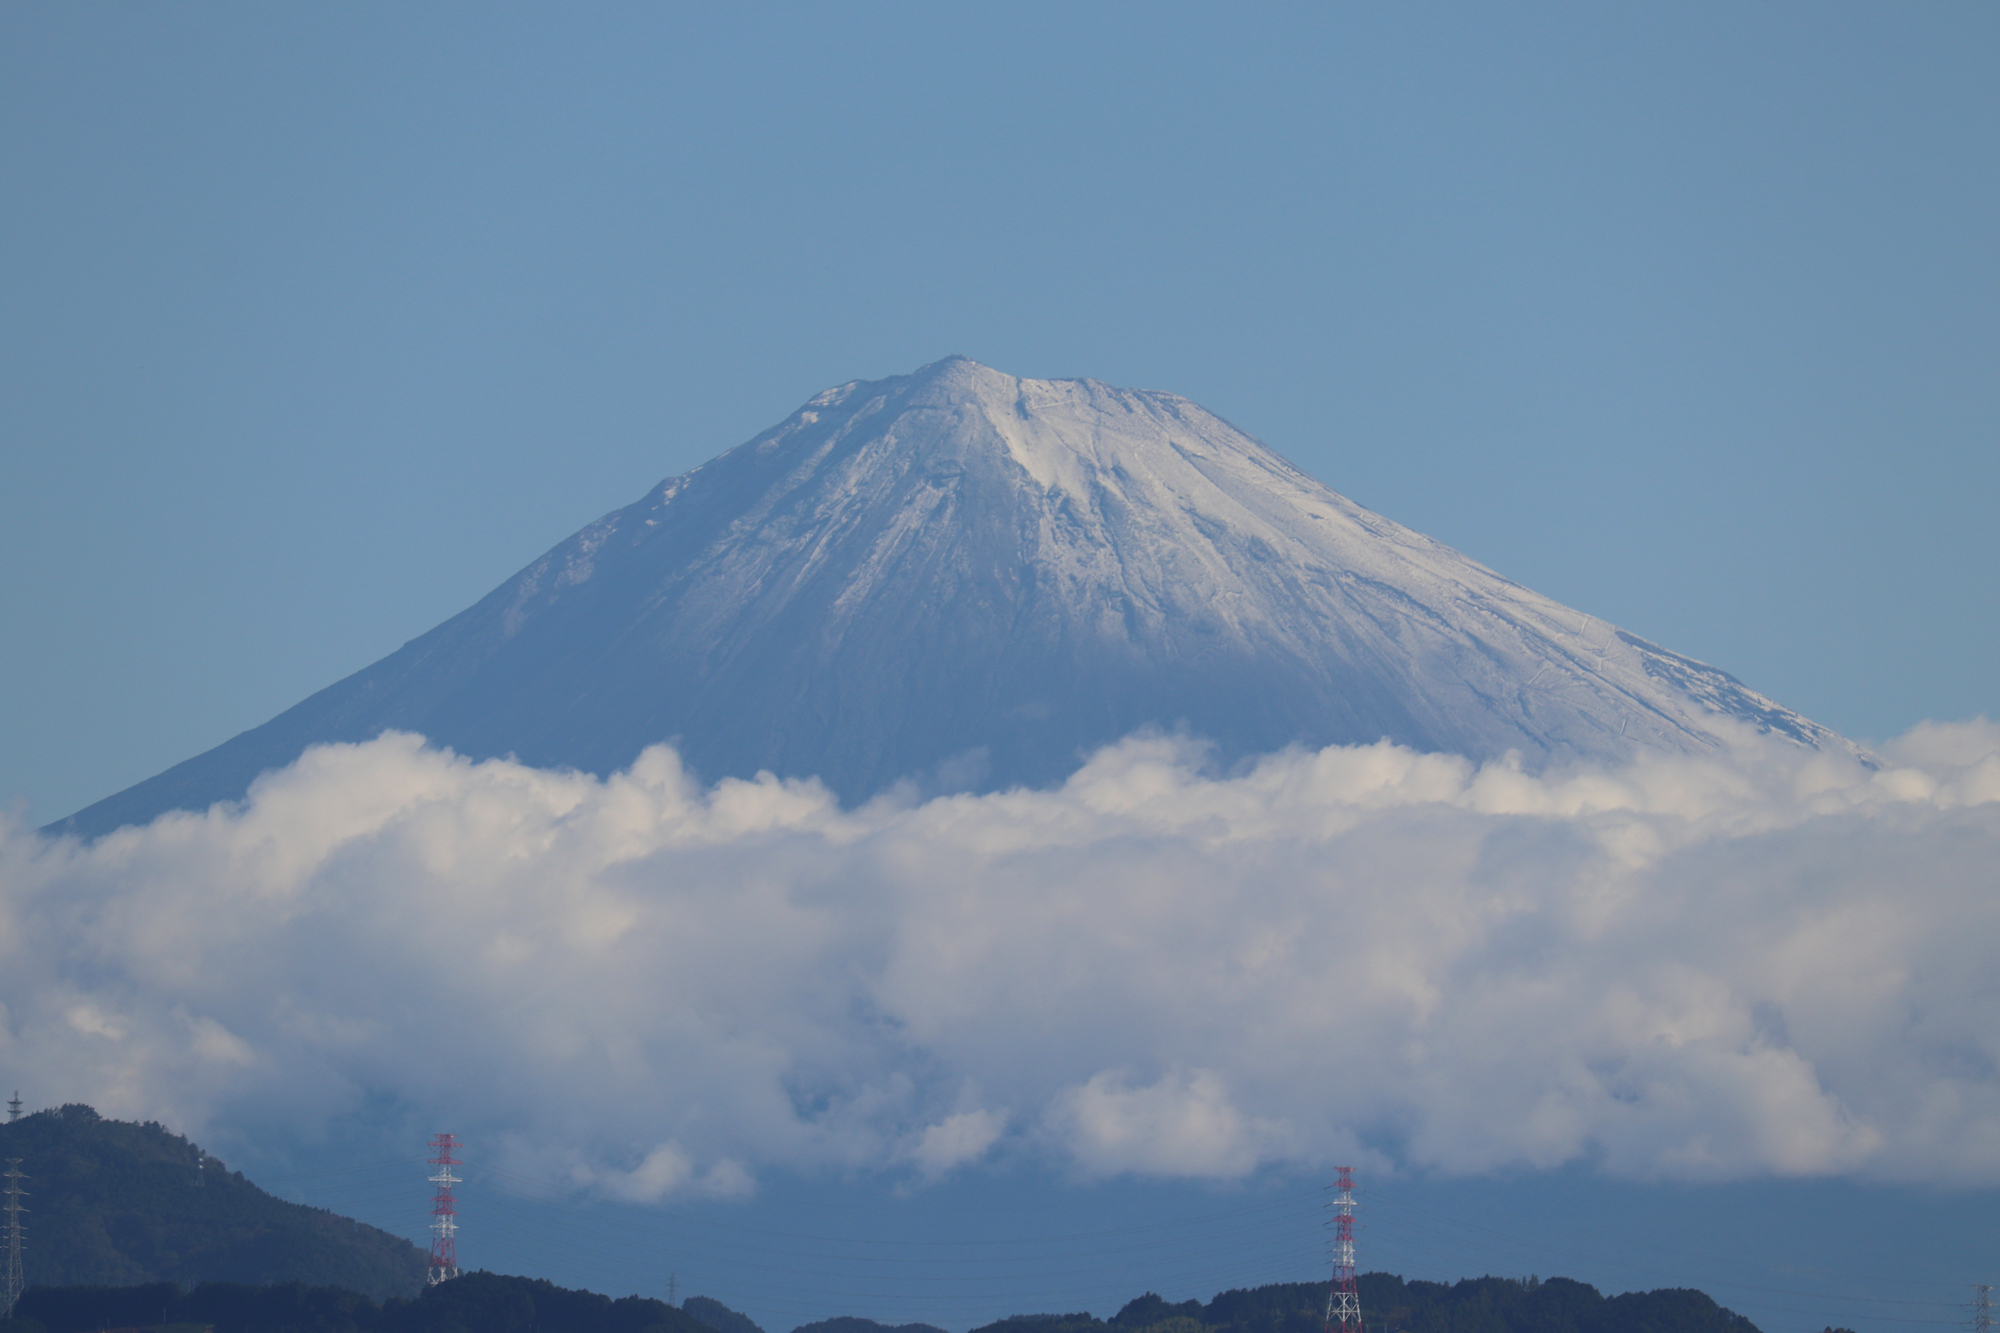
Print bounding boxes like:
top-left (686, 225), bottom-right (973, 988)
top-left (4, 721), bottom-right (1997, 1199)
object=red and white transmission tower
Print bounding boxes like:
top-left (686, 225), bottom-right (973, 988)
top-left (1324, 1167), bottom-right (1361, 1333)
top-left (426, 1134), bottom-right (461, 1286)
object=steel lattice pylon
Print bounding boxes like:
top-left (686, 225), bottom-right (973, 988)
top-left (426, 1134), bottom-right (462, 1286)
top-left (1324, 1168), bottom-right (1361, 1333)
top-left (3, 1158), bottom-right (26, 1318)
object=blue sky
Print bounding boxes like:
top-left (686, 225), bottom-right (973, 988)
top-left (4, 2), bottom-right (1995, 826)
top-left (3, 6), bottom-right (1998, 1332)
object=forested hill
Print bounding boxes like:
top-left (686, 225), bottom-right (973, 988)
top-left (682, 1276), bottom-right (1762, 1333)
top-left (965, 1276), bottom-right (1762, 1333)
top-left (0, 1104), bottom-right (426, 1298)
top-left (10, 1271), bottom-right (708, 1333)
top-left (0, 1272), bottom-right (1768, 1333)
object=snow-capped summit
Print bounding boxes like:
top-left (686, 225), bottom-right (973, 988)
top-left (52, 356), bottom-right (1851, 836)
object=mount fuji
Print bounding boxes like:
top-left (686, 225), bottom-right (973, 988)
top-left (52, 356), bottom-right (1851, 837)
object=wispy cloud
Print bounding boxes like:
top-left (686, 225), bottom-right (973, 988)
top-left (3, 721), bottom-right (1996, 1197)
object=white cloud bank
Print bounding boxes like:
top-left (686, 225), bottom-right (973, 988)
top-left (3, 721), bottom-right (1998, 1196)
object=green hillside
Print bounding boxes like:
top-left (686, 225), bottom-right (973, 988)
top-left (12, 1270), bottom-right (709, 1333)
top-left (0, 1104), bottom-right (425, 1299)
top-left (3, 1274), bottom-right (1767, 1333)
top-left (969, 1276), bottom-right (1759, 1333)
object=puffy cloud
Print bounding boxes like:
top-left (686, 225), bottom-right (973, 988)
top-left (907, 1109), bottom-right (1009, 1180)
top-left (1047, 1068), bottom-right (1280, 1178)
top-left (583, 1143), bottom-right (757, 1205)
top-left (3, 721), bottom-right (1999, 1196)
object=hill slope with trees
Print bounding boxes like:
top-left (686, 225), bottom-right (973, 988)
top-left (0, 1104), bottom-right (425, 1298)
top-left (0, 1273), bottom-right (1768, 1333)
top-left (11, 1270), bottom-right (708, 1333)
top-left (2, 1277), bottom-right (1767, 1333)
top-left (966, 1276), bottom-right (1760, 1333)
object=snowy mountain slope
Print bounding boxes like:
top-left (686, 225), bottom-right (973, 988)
top-left (51, 357), bottom-right (1851, 837)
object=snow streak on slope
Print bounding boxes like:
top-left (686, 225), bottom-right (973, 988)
top-left (54, 358), bottom-right (1850, 836)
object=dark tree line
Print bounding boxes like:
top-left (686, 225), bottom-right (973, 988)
top-left (0, 1249), bottom-right (1772, 1333)
top-left (9, 1270), bottom-right (704, 1333)
top-left (969, 1276), bottom-right (1759, 1333)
